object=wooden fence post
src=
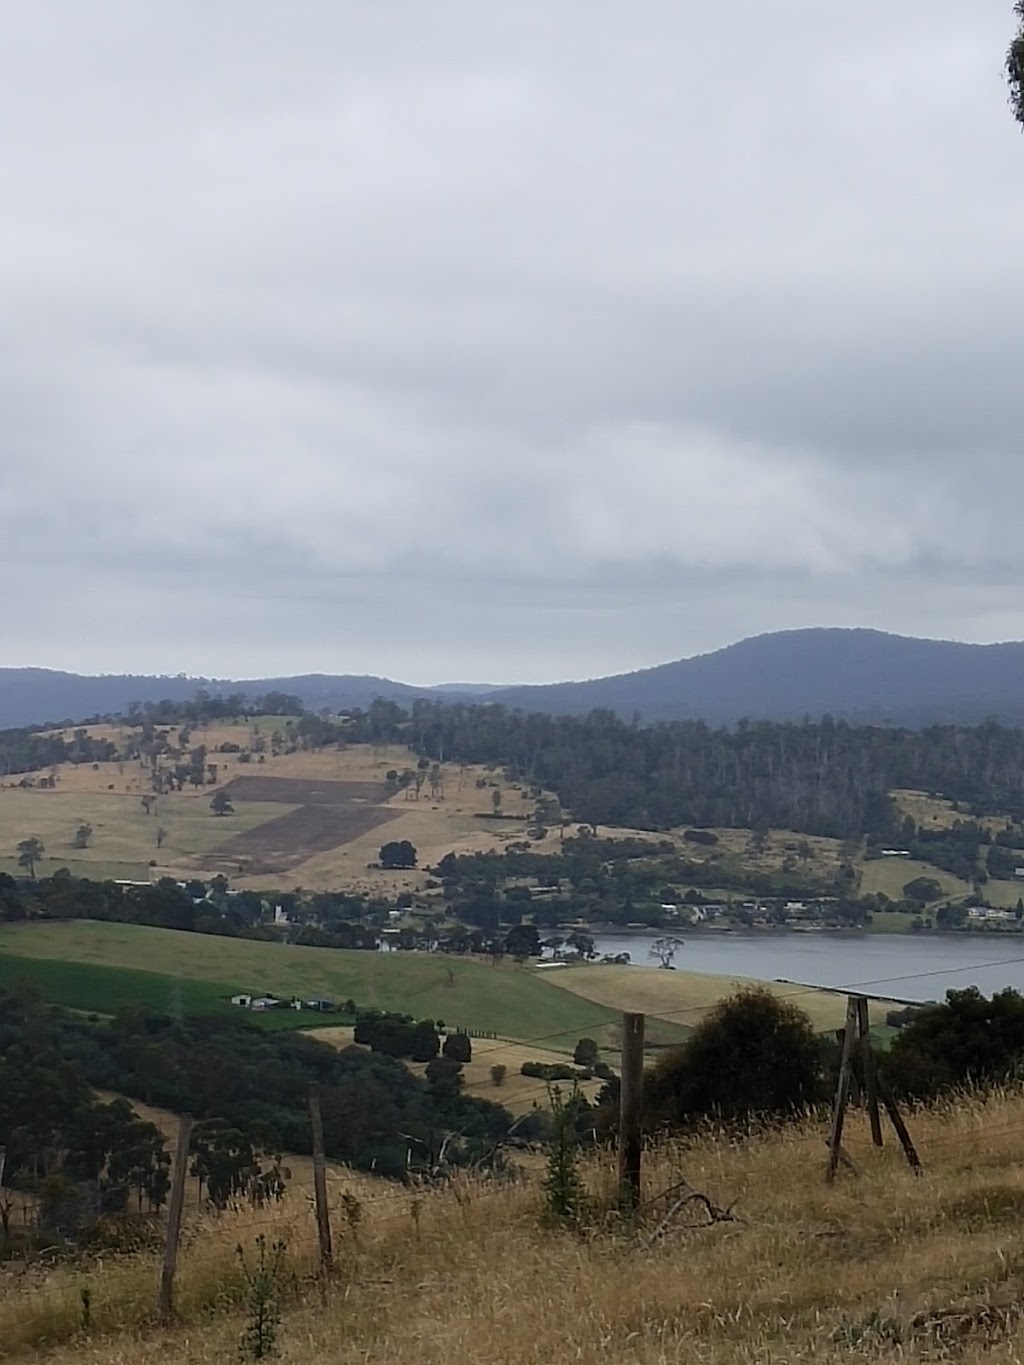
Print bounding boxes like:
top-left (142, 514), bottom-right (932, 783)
top-left (158, 1113), bottom-right (193, 1321)
top-left (856, 997), bottom-right (883, 1148)
top-left (308, 1084), bottom-right (333, 1273)
top-left (877, 1074), bottom-right (922, 1173)
top-left (618, 1012), bottom-right (645, 1211)
top-left (826, 997), bottom-right (858, 1182)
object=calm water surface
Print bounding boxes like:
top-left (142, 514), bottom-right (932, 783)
top-left (590, 930), bottom-right (1024, 1002)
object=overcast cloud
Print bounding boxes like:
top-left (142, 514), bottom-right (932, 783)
top-left (1, 2), bottom-right (1021, 683)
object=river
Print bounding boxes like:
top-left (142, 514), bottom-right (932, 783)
top-left (590, 929), bottom-right (1024, 1002)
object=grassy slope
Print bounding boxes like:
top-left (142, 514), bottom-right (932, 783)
top-left (0, 953), bottom-right (310, 1030)
top-left (0, 921), bottom-right (622, 1046)
top-left (0, 787), bottom-right (299, 872)
top-left (7, 1088), bottom-right (1024, 1362)
top-left (542, 962), bottom-right (893, 1032)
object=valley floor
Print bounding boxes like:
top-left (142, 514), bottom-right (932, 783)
top-left (6, 1087), bottom-right (1024, 1363)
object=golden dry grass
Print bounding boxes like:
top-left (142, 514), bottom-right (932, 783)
top-left (543, 963), bottom-right (899, 1034)
top-left (303, 1028), bottom-right (602, 1114)
top-left (0, 787), bottom-right (298, 881)
top-left (1, 729), bottom-right (544, 892)
top-left (7, 1089), bottom-right (1024, 1363)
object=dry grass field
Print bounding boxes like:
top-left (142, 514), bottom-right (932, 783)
top-left (6, 1088), bottom-right (1024, 1363)
top-left (542, 963), bottom-right (899, 1033)
top-left (0, 786), bottom-right (298, 881)
top-left (0, 724), bottom-right (547, 892)
top-left (306, 1025), bottom-right (605, 1114)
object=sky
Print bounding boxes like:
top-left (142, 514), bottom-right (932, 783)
top-left (2, 3), bottom-right (1022, 685)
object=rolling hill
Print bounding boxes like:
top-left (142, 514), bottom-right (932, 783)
top-left (484, 629), bottom-right (1024, 726)
top-left (7, 628), bottom-right (1024, 729)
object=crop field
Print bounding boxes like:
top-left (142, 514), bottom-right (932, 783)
top-left (0, 921), bottom-right (625, 1047)
top-left (218, 776), bottom-right (393, 804)
top-left (206, 800), bottom-right (405, 875)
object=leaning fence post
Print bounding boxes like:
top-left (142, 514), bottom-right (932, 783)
top-left (826, 997), bottom-right (858, 1182)
top-left (308, 1084), bottom-right (333, 1274)
top-left (158, 1112), bottom-right (193, 1320)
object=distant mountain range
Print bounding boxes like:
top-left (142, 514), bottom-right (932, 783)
top-left (5, 629), bottom-right (1024, 730)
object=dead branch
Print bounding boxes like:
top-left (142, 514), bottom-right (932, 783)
top-left (642, 1191), bottom-right (741, 1246)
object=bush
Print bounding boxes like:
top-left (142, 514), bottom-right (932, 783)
top-left (425, 1056), bottom-right (463, 1088)
top-left (442, 1032), bottom-right (472, 1064)
top-left (902, 876), bottom-right (943, 904)
top-left (646, 986), bottom-right (824, 1126)
top-left (683, 828), bottom-right (719, 846)
top-left (573, 1037), bottom-right (599, 1067)
top-left (885, 1005), bottom-right (920, 1030)
top-left (521, 1061), bottom-right (579, 1082)
top-left (379, 840), bottom-right (417, 870)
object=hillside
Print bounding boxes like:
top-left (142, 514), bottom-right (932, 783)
top-left (10, 628), bottom-right (1024, 730)
top-left (485, 628), bottom-right (1024, 725)
top-left (0, 668), bottom-right (467, 730)
top-left (5, 1087), bottom-right (1024, 1363)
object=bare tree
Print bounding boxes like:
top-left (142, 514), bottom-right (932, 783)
top-left (649, 936), bottom-right (684, 970)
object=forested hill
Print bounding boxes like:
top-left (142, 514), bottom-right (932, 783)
top-left (404, 703), bottom-right (1024, 837)
top-left (484, 630), bottom-right (1024, 726)
top-left (6, 629), bottom-right (1024, 730)
top-left (0, 668), bottom-right (463, 729)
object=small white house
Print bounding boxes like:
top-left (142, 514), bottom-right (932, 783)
top-left (231, 994), bottom-right (252, 1007)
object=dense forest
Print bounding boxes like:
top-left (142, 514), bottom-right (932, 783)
top-left (400, 702), bottom-right (1024, 838)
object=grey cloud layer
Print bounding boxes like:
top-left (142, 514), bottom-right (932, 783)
top-left (1, 1), bottom-right (1021, 681)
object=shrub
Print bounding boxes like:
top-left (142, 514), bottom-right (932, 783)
top-left (646, 986), bottom-right (824, 1126)
top-left (573, 1037), bottom-right (599, 1067)
top-left (521, 1061), bottom-right (578, 1082)
top-left (442, 1032), bottom-right (472, 1064)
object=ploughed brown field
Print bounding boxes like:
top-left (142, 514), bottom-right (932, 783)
top-left (207, 776), bottom-right (402, 873)
top-left (217, 776), bottom-right (392, 805)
